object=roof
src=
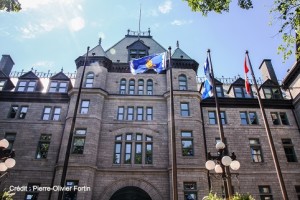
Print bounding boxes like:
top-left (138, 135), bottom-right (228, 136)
top-left (282, 60), bottom-right (300, 89)
top-left (105, 35), bottom-right (166, 63)
top-left (172, 47), bottom-right (192, 60)
top-left (83, 44), bottom-right (108, 58)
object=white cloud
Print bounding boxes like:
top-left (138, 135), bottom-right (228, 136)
top-left (17, 0), bottom-right (85, 38)
top-left (158, 0), bottom-right (172, 14)
top-left (171, 20), bottom-right (193, 26)
top-left (69, 17), bottom-right (85, 32)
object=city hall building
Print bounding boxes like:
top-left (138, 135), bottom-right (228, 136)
top-left (0, 29), bottom-right (300, 200)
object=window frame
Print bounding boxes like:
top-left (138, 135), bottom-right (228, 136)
top-left (127, 107), bottom-right (134, 121)
top-left (71, 129), bottom-right (86, 154)
top-left (36, 134), bottom-right (51, 159)
top-left (282, 139), bottom-right (297, 162)
top-left (147, 79), bottom-right (153, 95)
top-left (138, 79), bottom-right (144, 95)
top-left (183, 182), bottom-right (197, 200)
top-left (180, 103), bottom-right (190, 117)
top-left (119, 79), bottom-right (126, 94)
top-left (137, 107), bottom-right (144, 121)
top-left (117, 106), bottom-right (125, 120)
top-left (249, 138), bottom-right (263, 162)
top-left (146, 107), bottom-right (153, 121)
top-left (128, 79), bottom-right (135, 95)
top-left (85, 72), bottom-right (94, 88)
top-left (258, 185), bottom-right (273, 200)
top-left (19, 106), bottom-right (28, 119)
top-left (80, 100), bottom-right (90, 114)
top-left (179, 74), bottom-right (187, 90)
top-left (181, 131), bottom-right (194, 156)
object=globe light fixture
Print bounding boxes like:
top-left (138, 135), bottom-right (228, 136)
top-left (205, 160), bottom-right (216, 170)
top-left (0, 138), bottom-right (16, 172)
top-left (230, 160), bottom-right (241, 170)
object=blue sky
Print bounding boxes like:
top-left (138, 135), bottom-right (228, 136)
top-left (0, 0), bottom-right (297, 81)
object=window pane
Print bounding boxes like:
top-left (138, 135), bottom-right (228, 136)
top-left (240, 112), bottom-right (248, 125)
top-left (181, 131), bottom-right (192, 137)
top-left (271, 113), bottom-right (280, 125)
top-left (249, 112), bottom-right (258, 124)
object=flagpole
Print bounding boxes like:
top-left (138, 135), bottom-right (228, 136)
top-left (245, 51), bottom-right (288, 200)
top-left (57, 46), bottom-right (90, 200)
top-left (207, 49), bottom-right (233, 199)
top-left (168, 46), bottom-right (178, 200)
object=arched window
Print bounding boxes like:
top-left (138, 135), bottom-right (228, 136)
top-left (179, 74), bottom-right (187, 90)
top-left (119, 79), bottom-right (126, 94)
top-left (147, 79), bottom-right (153, 95)
top-left (128, 79), bottom-right (135, 94)
top-left (85, 72), bottom-right (94, 88)
top-left (138, 79), bottom-right (144, 95)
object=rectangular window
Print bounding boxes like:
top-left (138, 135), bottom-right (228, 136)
top-left (184, 182), bottom-right (197, 200)
top-left (145, 143), bottom-right (153, 164)
top-left (249, 139), bottom-right (263, 162)
top-left (137, 107), bottom-right (144, 121)
top-left (135, 143), bottom-right (142, 164)
top-left (282, 139), bottom-right (297, 162)
top-left (263, 88), bottom-right (272, 99)
top-left (138, 80), bottom-right (144, 95)
top-left (42, 107), bottom-right (51, 120)
top-left (17, 81), bottom-right (26, 92)
top-left (27, 81), bottom-right (36, 92)
top-left (63, 180), bottom-right (78, 200)
top-left (271, 112), bottom-right (280, 125)
top-left (5, 133), bottom-right (16, 151)
top-left (146, 107), bottom-right (153, 120)
top-left (259, 186), bottom-right (273, 200)
top-left (117, 106), bottom-right (124, 120)
top-left (249, 112), bottom-right (258, 125)
top-left (216, 86), bottom-right (224, 97)
top-left (8, 105), bottom-right (18, 118)
top-left (127, 107), bottom-right (134, 120)
top-left (114, 143), bottom-right (122, 164)
top-left (279, 112), bottom-right (289, 125)
top-left (80, 100), bottom-right (90, 114)
top-left (52, 107), bottom-right (61, 120)
top-left (234, 87), bottom-right (243, 98)
top-left (180, 103), bottom-right (190, 117)
top-left (208, 111), bottom-right (226, 125)
top-left (36, 134), bottom-right (51, 159)
top-left (240, 111), bottom-right (248, 125)
top-left (72, 129), bottom-right (86, 154)
top-left (19, 106), bottom-right (28, 119)
top-left (240, 111), bottom-right (258, 125)
top-left (58, 82), bottom-right (68, 93)
top-left (25, 183), bottom-right (40, 200)
top-left (49, 82), bottom-right (58, 92)
top-left (125, 143), bottom-right (132, 164)
top-left (181, 131), bottom-right (193, 156)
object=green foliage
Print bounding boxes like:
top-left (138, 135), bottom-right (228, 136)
top-left (0, 0), bottom-right (21, 12)
top-left (183, 0), bottom-right (300, 61)
top-left (203, 192), bottom-right (255, 200)
top-left (0, 190), bottom-right (15, 200)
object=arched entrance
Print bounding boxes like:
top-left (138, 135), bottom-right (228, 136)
top-left (109, 186), bottom-right (152, 200)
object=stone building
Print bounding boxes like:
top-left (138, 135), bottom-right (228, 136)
top-left (0, 29), bottom-right (299, 200)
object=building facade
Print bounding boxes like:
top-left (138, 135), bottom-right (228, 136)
top-left (0, 30), bottom-right (300, 200)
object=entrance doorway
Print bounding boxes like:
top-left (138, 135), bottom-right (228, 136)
top-left (109, 186), bottom-right (152, 200)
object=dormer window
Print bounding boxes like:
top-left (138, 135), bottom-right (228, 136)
top-left (49, 81), bottom-right (68, 93)
top-left (263, 88), bottom-right (282, 99)
top-left (130, 49), bottom-right (146, 59)
top-left (16, 80), bottom-right (36, 92)
top-left (234, 86), bottom-right (252, 98)
top-left (216, 85), bottom-right (224, 97)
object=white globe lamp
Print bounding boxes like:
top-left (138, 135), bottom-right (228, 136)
top-left (230, 160), bottom-right (241, 170)
top-left (205, 160), bottom-right (216, 170)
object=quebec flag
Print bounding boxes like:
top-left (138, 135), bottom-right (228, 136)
top-left (202, 57), bottom-right (213, 99)
top-left (130, 52), bottom-right (166, 75)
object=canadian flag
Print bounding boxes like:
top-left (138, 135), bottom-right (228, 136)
top-left (244, 57), bottom-right (251, 94)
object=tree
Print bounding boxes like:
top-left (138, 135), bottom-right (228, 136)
top-left (0, 0), bottom-right (21, 12)
top-left (183, 0), bottom-right (300, 61)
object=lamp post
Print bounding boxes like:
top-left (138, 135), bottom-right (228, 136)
top-left (205, 141), bottom-right (240, 198)
top-left (0, 139), bottom-right (16, 172)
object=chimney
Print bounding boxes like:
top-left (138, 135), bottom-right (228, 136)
top-left (0, 55), bottom-right (15, 77)
top-left (259, 59), bottom-right (279, 85)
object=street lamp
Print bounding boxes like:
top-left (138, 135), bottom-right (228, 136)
top-left (205, 141), bottom-right (240, 198)
top-left (0, 139), bottom-right (16, 172)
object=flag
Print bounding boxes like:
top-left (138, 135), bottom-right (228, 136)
top-left (130, 52), bottom-right (166, 75)
top-left (244, 56), bottom-right (251, 94)
top-left (202, 57), bottom-right (213, 99)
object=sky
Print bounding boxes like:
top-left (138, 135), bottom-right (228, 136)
top-left (0, 0), bottom-right (297, 81)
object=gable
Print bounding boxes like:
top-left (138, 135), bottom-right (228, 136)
top-left (50, 72), bottom-right (71, 81)
top-left (19, 71), bottom-right (39, 80)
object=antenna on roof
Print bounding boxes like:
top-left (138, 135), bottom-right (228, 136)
top-left (138, 4), bottom-right (141, 40)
